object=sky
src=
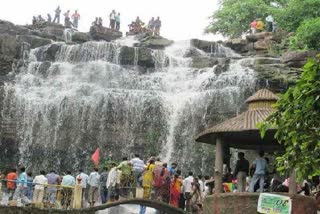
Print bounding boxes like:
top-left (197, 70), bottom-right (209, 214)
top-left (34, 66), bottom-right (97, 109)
top-left (0, 0), bottom-right (222, 41)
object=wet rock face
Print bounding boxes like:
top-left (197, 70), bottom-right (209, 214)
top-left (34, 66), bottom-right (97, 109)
top-left (0, 34), bottom-right (22, 76)
top-left (135, 36), bottom-right (173, 49)
top-left (89, 26), bottom-right (122, 41)
top-left (281, 51), bottom-right (317, 68)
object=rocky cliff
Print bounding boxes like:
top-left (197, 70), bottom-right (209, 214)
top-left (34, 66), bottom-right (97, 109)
top-left (0, 20), bottom-right (311, 173)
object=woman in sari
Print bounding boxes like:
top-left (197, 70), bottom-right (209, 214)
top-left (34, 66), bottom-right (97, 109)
top-left (139, 159), bottom-right (155, 214)
top-left (170, 174), bottom-right (182, 207)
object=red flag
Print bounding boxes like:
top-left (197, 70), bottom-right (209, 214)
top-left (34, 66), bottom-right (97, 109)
top-left (91, 148), bottom-right (100, 166)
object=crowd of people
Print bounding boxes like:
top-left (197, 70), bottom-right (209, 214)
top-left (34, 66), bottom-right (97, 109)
top-left (128, 16), bottom-right (162, 36)
top-left (91, 10), bottom-right (121, 32)
top-left (0, 154), bottom-right (211, 213)
top-left (31, 6), bottom-right (81, 29)
top-left (249, 15), bottom-right (276, 34)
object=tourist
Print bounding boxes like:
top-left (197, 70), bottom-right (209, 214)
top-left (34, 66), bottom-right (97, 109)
top-left (159, 163), bottom-right (171, 203)
top-left (6, 168), bottom-right (17, 200)
top-left (249, 150), bottom-right (267, 192)
top-left (37, 15), bottom-right (45, 24)
top-left (47, 14), bottom-right (52, 23)
top-left (153, 158), bottom-right (164, 199)
top-left (128, 21), bottom-right (136, 32)
top-left (32, 170), bottom-right (48, 203)
top-left (87, 167), bottom-right (100, 207)
top-left (26, 171), bottom-right (33, 200)
top-left (109, 10), bottom-right (116, 30)
top-left (116, 157), bottom-right (132, 198)
top-left (148, 17), bottom-right (155, 33)
top-left (203, 175), bottom-right (212, 196)
top-left (72, 10), bottom-right (80, 29)
top-left (250, 19), bottom-right (257, 34)
top-left (190, 177), bottom-right (202, 213)
top-left (13, 166), bottom-right (30, 205)
top-left (177, 170), bottom-right (186, 209)
top-left (130, 154), bottom-right (145, 187)
top-left (233, 152), bottom-right (249, 192)
top-left (183, 171), bottom-right (194, 212)
top-left (256, 19), bottom-right (264, 33)
top-left (61, 170), bottom-right (75, 208)
top-left (63, 10), bottom-right (70, 27)
top-left (32, 16), bottom-right (37, 25)
top-left (154, 17), bottom-right (161, 36)
top-left (265, 15), bottom-right (274, 32)
top-left (168, 163), bottom-right (178, 177)
top-left (76, 169), bottom-right (89, 203)
top-left (115, 13), bottom-right (120, 31)
top-left (46, 170), bottom-right (59, 205)
top-left (98, 17), bottom-right (103, 27)
top-left (139, 159), bottom-right (155, 214)
top-left (272, 21), bottom-right (277, 33)
top-left (170, 174), bottom-right (182, 208)
top-left (100, 167), bottom-right (109, 204)
top-left (92, 17), bottom-right (98, 26)
top-left (198, 175), bottom-right (205, 196)
top-left (53, 6), bottom-right (61, 24)
top-left (106, 162), bottom-right (118, 202)
top-left (135, 16), bottom-right (143, 33)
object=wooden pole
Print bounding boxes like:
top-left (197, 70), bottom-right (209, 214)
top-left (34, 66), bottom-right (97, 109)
top-left (289, 169), bottom-right (297, 195)
top-left (72, 184), bottom-right (83, 209)
top-left (214, 138), bottom-right (224, 194)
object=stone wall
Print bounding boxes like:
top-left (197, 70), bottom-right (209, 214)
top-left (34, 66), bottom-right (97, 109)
top-left (204, 193), bottom-right (317, 214)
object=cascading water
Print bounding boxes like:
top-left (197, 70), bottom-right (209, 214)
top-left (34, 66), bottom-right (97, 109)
top-left (1, 38), bottom-right (256, 174)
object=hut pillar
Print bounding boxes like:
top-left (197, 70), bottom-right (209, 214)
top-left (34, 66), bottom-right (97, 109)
top-left (289, 169), bottom-right (297, 194)
top-left (214, 137), bottom-right (224, 194)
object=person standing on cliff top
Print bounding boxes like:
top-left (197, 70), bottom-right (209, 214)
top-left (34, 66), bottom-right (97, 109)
top-left (53, 6), bottom-right (61, 24)
top-left (47, 14), bottom-right (52, 23)
top-left (109, 10), bottom-right (116, 30)
top-left (148, 17), bottom-right (155, 34)
top-left (154, 17), bottom-right (161, 36)
top-left (72, 10), bottom-right (80, 29)
top-left (115, 13), bottom-right (121, 31)
top-left (63, 10), bottom-right (70, 27)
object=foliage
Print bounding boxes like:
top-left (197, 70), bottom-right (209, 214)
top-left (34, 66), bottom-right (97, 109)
top-left (206, 0), bottom-right (271, 38)
top-left (289, 18), bottom-right (320, 51)
top-left (260, 55), bottom-right (320, 179)
top-left (273, 0), bottom-right (320, 33)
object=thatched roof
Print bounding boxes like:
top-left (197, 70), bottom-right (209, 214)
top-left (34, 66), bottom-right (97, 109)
top-left (196, 89), bottom-right (281, 150)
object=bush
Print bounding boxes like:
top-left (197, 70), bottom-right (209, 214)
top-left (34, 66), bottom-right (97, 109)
top-left (290, 18), bottom-right (320, 50)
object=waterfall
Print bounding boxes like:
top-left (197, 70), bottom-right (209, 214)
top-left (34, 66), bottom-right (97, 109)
top-left (1, 39), bottom-right (256, 174)
top-left (63, 29), bottom-right (73, 43)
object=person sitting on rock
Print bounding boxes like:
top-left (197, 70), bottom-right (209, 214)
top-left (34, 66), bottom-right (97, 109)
top-left (47, 14), bottom-right (52, 23)
top-left (154, 16), bottom-right (161, 36)
top-left (135, 16), bottom-right (143, 33)
top-left (256, 19), bottom-right (264, 33)
top-left (53, 6), bottom-right (61, 24)
top-left (128, 21), bottom-right (136, 32)
top-left (37, 15), bottom-right (45, 24)
top-left (92, 17), bottom-right (99, 26)
top-left (72, 10), bottom-right (80, 29)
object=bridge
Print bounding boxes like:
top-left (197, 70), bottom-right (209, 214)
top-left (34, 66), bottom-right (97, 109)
top-left (0, 199), bottom-right (185, 214)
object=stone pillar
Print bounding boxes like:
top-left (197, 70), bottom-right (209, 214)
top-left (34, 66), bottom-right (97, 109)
top-left (72, 184), bottom-right (83, 209)
top-left (289, 169), bottom-right (297, 195)
top-left (214, 138), bottom-right (224, 194)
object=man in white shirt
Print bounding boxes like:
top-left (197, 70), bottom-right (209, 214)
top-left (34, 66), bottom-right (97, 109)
top-left (106, 163), bottom-right (118, 202)
top-left (87, 168), bottom-right (100, 207)
top-left (33, 170), bottom-right (48, 203)
top-left (183, 172), bottom-right (194, 212)
top-left (130, 154), bottom-right (145, 187)
top-left (76, 169), bottom-right (89, 202)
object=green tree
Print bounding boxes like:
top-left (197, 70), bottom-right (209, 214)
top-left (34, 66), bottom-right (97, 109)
top-left (273, 0), bottom-right (320, 33)
top-left (260, 55), bottom-right (320, 179)
top-left (289, 18), bottom-right (320, 51)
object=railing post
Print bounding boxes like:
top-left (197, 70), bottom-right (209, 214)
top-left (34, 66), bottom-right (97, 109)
top-left (72, 184), bottom-right (82, 209)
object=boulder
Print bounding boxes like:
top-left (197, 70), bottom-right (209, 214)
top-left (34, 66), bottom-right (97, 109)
top-left (253, 57), bottom-right (281, 65)
top-left (33, 43), bottom-right (63, 62)
top-left (17, 35), bottom-right (52, 49)
top-left (119, 46), bottom-right (155, 68)
top-left (191, 57), bottom-right (219, 68)
top-left (223, 38), bottom-right (248, 53)
top-left (0, 34), bottom-right (22, 76)
top-left (253, 38), bottom-right (275, 51)
top-left (90, 26), bottom-right (122, 41)
top-left (136, 36), bottom-right (173, 49)
top-left (72, 32), bottom-right (90, 43)
top-left (281, 51), bottom-right (317, 68)
top-left (0, 20), bottom-right (30, 36)
top-left (183, 47), bottom-right (203, 58)
top-left (190, 39), bottom-right (216, 53)
top-left (246, 32), bottom-right (273, 43)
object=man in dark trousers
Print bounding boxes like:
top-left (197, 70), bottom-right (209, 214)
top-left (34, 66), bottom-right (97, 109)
top-left (233, 152), bottom-right (249, 192)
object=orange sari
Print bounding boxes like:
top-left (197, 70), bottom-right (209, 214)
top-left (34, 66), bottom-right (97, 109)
top-left (170, 178), bottom-right (182, 207)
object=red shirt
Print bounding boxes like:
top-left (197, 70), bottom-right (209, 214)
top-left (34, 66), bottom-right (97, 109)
top-left (6, 172), bottom-right (18, 189)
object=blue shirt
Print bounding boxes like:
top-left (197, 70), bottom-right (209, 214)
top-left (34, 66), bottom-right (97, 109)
top-left (254, 157), bottom-right (267, 175)
top-left (17, 172), bottom-right (28, 187)
top-left (61, 175), bottom-right (75, 187)
top-left (115, 15), bottom-right (120, 23)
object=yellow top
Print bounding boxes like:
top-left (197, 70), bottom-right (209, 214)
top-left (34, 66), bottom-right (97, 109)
top-left (256, 21), bottom-right (264, 30)
top-left (142, 163), bottom-right (155, 188)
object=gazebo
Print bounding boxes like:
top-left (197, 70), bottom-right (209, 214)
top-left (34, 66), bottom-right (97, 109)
top-left (196, 88), bottom-right (283, 193)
